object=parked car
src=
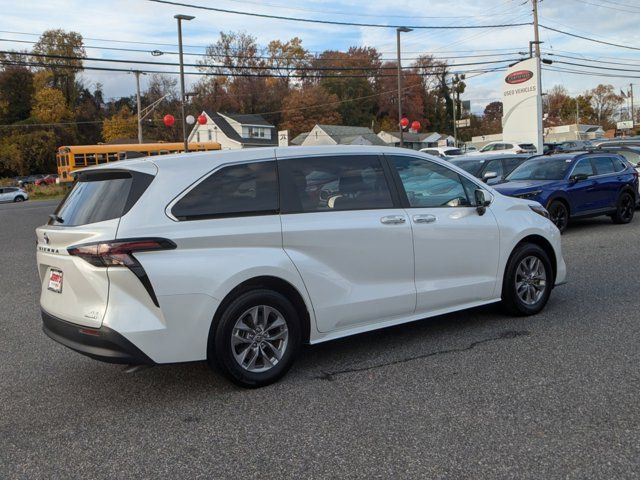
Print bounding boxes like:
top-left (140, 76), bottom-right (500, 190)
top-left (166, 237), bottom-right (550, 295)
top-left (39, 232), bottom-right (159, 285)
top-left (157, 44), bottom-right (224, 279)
top-left (468, 141), bottom-right (538, 155)
top-left (494, 152), bottom-right (638, 232)
top-left (594, 145), bottom-right (640, 200)
top-left (419, 146), bottom-right (464, 159)
top-left (554, 140), bottom-right (593, 152)
top-left (0, 187), bottom-right (28, 203)
top-left (591, 138), bottom-right (640, 149)
top-left (450, 154), bottom-right (532, 185)
top-left (463, 145), bottom-right (478, 153)
top-left (18, 174), bottom-right (45, 187)
top-left (35, 174), bottom-right (58, 186)
top-left (36, 146), bottom-right (566, 387)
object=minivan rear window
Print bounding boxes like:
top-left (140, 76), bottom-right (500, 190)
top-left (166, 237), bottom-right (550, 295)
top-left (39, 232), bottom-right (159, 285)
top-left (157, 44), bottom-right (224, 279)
top-left (49, 171), bottom-right (153, 226)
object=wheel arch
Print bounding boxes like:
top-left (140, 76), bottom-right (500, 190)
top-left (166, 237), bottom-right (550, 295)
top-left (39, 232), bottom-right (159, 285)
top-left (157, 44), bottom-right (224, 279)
top-left (546, 194), bottom-right (571, 216)
top-left (508, 234), bottom-right (557, 286)
top-left (208, 275), bottom-right (312, 348)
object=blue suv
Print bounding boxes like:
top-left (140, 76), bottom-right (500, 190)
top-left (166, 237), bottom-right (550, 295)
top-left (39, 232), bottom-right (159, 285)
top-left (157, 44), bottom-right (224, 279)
top-left (494, 152), bottom-right (638, 232)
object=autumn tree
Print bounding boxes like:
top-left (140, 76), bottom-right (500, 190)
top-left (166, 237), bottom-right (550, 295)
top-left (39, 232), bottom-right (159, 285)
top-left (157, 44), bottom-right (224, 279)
top-left (33, 87), bottom-right (72, 123)
top-left (482, 101), bottom-right (503, 134)
top-left (311, 47), bottom-right (381, 126)
top-left (280, 85), bottom-right (341, 138)
top-left (589, 84), bottom-right (623, 128)
top-left (32, 29), bottom-right (86, 105)
top-left (102, 106), bottom-right (137, 143)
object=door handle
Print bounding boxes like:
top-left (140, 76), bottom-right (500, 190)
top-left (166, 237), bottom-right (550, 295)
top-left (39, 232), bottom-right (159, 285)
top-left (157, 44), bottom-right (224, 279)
top-left (413, 214), bottom-right (437, 224)
top-left (380, 215), bottom-right (406, 225)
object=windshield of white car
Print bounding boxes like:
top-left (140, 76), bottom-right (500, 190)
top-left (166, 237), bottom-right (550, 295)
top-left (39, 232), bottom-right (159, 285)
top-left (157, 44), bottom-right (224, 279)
top-left (506, 156), bottom-right (572, 181)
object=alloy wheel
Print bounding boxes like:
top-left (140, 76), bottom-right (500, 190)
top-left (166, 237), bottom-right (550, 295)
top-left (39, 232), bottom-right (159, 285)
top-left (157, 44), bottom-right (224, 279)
top-left (619, 194), bottom-right (634, 222)
top-left (231, 305), bottom-right (289, 373)
top-left (549, 203), bottom-right (568, 231)
top-left (515, 255), bottom-right (547, 306)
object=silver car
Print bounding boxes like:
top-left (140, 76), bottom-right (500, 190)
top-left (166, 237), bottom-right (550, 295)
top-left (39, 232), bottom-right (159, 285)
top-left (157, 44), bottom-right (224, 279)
top-left (0, 186), bottom-right (29, 203)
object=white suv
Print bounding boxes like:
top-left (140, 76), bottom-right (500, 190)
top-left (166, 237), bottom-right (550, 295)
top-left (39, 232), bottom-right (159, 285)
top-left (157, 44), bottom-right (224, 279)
top-left (36, 146), bottom-right (566, 387)
top-left (470, 141), bottom-right (538, 155)
top-left (0, 186), bottom-right (28, 203)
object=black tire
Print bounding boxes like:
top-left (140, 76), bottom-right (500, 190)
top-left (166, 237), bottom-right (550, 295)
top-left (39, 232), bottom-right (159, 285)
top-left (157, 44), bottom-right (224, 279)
top-left (612, 191), bottom-right (635, 224)
top-left (547, 200), bottom-right (569, 233)
top-left (13, 196), bottom-right (25, 203)
top-left (501, 243), bottom-right (553, 316)
top-left (208, 289), bottom-right (301, 388)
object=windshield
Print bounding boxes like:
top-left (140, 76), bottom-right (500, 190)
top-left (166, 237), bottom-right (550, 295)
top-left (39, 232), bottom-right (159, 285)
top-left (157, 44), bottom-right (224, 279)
top-left (506, 157), bottom-right (572, 181)
top-left (480, 144), bottom-right (494, 152)
top-left (450, 159), bottom-right (483, 176)
top-left (519, 143), bottom-right (537, 151)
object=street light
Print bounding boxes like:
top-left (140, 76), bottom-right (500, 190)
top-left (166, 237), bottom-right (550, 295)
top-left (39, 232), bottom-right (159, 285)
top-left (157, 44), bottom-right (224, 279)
top-left (175, 14), bottom-right (195, 153)
top-left (396, 27), bottom-right (412, 148)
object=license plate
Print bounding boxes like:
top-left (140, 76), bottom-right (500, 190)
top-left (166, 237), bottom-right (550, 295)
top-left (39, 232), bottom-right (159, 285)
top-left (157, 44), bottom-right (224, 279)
top-left (48, 269), bottom-right (63, 293)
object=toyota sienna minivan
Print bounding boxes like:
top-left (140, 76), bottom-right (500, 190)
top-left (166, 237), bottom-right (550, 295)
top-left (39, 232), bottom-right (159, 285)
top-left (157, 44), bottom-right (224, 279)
top-left (36, 146), bottom-right (566, 387)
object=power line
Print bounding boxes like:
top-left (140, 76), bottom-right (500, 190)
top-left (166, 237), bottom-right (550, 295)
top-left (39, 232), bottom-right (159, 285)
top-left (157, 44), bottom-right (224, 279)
top-left (1, 59), bottom-right (510, 79)
top-left (0, 37), bottom-right (523, 62)
top-left (2, 50), bottom-right (522, 72)
top-left (549, 59), bottom-right (640, 73)
top-left (217, 0), bottom-right (516, 19)
top-left (543, 67), bottom-right (640, 79)
top-left (147, 0), bottom-right (532, 30)
top-left (540, 24), bottom-right (640, 52)
top-left (567, 0), bottom-right (640, 13)
top-left (0, 30), bottom-right (526, 55)
top-left (543, 51), bottom-right (640, 68)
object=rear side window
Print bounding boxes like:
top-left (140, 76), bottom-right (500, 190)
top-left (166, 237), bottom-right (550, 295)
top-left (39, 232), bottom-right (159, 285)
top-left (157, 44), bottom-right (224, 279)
top-left (592, 156), bottom-right (615, 175)
top-left (279, 155), bottom-right (393, 213)
top-left (172, 161), bottom-right (278, 220)
top-left (50, 171), bottom-right (153, 226)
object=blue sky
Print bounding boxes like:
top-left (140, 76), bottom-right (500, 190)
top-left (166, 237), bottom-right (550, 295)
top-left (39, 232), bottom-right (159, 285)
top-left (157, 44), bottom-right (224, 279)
top-left (1, 0), bottom-right (639, 115)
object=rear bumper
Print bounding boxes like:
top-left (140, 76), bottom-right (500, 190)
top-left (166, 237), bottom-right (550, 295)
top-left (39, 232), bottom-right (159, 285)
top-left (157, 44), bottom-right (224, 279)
top-left (41, 309), bottom-right (154, 365)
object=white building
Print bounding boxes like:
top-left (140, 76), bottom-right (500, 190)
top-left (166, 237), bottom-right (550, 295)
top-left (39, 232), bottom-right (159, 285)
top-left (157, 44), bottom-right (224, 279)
top-left (188, 111), bottom-right (278, 149)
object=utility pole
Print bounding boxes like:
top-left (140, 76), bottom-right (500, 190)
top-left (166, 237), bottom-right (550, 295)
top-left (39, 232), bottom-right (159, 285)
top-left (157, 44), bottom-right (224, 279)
top-left (630, 83), bottom-right (635, 125)
top-left (175, 14), bottom-right (195, 153)
top-left (396, 27), bottom-right (412, 148)
top-left (132, 70), bottom-right (144, 143)
top-left (576, 100), bottom-right (580, 140)
top-left (532, 0), bottom-right (541, 58)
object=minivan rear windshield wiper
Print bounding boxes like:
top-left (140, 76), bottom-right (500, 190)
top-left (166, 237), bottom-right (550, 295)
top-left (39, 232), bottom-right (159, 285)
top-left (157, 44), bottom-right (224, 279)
top-left (49, 214), bottom-right (64, 224)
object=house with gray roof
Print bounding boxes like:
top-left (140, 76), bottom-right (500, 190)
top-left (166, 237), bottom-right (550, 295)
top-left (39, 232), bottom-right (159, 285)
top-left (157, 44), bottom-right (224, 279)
top-left (188, 111), bottom-right (278, 149)
top-left (294, 125), bottom-right (387, 147)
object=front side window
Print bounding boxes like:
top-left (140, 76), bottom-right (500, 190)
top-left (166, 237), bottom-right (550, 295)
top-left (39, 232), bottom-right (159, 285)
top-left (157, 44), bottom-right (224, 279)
top-left (390, 156), bottom-right (473, 208)
top-left (172, 161), bottom-right (278, 220)
top-left (507, 156), bottom-right (572, 181)
top-left (480, 143), bottom-right (496, 152)
top-left (279, 155), bottom-right (393, 213)
top-left (591, 156), bottom-right (615, 175)
top-left (571, 158), bottom-right (595, 177)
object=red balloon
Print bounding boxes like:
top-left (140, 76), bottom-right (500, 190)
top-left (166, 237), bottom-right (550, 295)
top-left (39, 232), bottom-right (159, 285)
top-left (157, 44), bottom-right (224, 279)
top-left (163, 114), bottom-right (175, 127)
top-left (411, 121), bottom-right (421, 132)
top-left (400, 117), bottom-right (409, 128)
top-left (197, 114), bottom-right (207, 125)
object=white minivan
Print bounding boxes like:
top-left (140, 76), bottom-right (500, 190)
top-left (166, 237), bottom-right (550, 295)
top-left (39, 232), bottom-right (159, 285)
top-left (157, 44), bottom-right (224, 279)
top-left (36, 146), bottom-right (566, 387)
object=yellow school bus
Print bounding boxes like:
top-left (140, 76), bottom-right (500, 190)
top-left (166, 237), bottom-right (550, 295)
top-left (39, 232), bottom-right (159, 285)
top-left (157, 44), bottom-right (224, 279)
top-left (56, 142), bottom-right (222, 182)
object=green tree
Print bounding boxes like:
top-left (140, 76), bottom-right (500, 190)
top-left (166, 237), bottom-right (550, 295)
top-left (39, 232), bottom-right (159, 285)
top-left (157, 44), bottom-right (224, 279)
top-left (0, 64), bottom-right (34, 124)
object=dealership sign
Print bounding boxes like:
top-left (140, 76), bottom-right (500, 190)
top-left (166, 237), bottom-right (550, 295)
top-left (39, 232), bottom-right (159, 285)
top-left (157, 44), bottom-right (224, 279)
top-left (502, 57), bottom-right (543, 154)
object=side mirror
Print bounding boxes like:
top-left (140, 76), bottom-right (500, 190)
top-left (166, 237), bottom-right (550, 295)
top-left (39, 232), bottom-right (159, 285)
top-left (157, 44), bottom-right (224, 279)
top-left (570, 173), bottom-right (589, 183)
top-left (482, 171), bottom-right (498, 183)
top-left (474, 189), bottom-right (491, 216)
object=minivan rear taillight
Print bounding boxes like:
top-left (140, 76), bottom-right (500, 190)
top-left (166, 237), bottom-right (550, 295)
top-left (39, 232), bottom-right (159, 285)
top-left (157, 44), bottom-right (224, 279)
top-left (68, 238), bottom-right (176, 267)
top-left (68, 238), bottom-right (176, 307)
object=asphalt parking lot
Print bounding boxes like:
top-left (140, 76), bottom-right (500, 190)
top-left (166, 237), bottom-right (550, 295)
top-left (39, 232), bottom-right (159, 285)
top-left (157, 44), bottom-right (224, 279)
top-left (1, 199), bottom-right (639, 479)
